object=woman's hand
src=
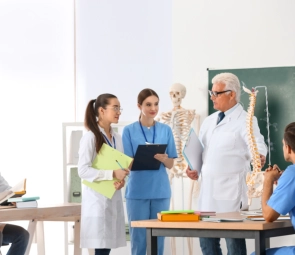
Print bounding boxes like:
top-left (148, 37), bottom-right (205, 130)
top-left (154, 153), bottom-right (168, 163)
top-left (113, 169), bottom-right (129, 181)
top-left (154, 153), bottom-right (174, 169)
top-left (114, 179), bottom-right (125, 190)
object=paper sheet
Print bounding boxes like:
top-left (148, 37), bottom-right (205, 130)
top-left (183, 128), bottom-right (203, 173)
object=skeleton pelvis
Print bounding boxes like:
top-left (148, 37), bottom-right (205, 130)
top-left (246, 172), bottom-right (264, 198)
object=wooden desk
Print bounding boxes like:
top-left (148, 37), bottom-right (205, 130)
top-left (0, 203), bottom-right (81, 255)
top-left (131, 212), bottom-right (295, 255)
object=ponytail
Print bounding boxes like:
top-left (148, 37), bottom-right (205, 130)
top-left (84, 99), bottom-right (105, 153)
top-left (84, 94), bottom-right (117, 152)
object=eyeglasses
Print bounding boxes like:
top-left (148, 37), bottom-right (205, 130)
top-left (105, 106), bottom-right (123, 113)
top-left (208, 90), bottom-right (231, 97)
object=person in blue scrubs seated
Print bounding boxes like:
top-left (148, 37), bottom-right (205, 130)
top-left (122, 88), bottom-right (178, 255)
top-left (250, 122), bottom-right (295, 255)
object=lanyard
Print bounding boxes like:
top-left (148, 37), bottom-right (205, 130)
top-left (102, 133), bottom-right (116, 149)
top-left (139, 121), bottom-right (156, 144)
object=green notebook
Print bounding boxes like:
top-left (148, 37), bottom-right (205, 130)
top-left (8, 196), bottom-right (40, 202)
top-left (161, 210), bottom-right (195, 214)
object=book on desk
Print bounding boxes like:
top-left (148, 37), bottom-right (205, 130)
top-left (158, 212), bottom-right (200, 222)
top-left (0, 179), bottom-right (26, 205)
top-left (15, 200), bottom-right (38, 208)
top-left (7, 196), bottom-right (39, 208)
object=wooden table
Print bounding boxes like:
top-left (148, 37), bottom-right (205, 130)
top-left (131, 212), bottom-right (295, 255)
top-left (0, 203), bottom-right (81, 255)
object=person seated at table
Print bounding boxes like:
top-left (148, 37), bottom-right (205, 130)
top-left (0, 173), bottom-right (30, 255)
top-left (250, 122), bottom-right (295, 255)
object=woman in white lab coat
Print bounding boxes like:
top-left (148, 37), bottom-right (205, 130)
top-left (0, 173), bottom-right (29, 255)
top-left (78, 94), bottom-right (129, 255)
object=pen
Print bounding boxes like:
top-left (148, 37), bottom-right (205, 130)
top-left (116, 160), bottom-right (125, 170)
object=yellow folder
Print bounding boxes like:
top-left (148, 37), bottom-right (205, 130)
top-left (82, 143), bottom-right (133, 199)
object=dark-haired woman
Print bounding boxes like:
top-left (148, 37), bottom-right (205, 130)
top-left (78, 94), bottom-right (129, 255)
top-left (122, 88), bottom-right (177, 255)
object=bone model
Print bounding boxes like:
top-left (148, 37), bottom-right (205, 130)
top-left (243, 86), bottom-right (264, 205)
top-left (158, 83), bottom-right (199, 255)
top-left (160, 109), bottom-right (196, 178)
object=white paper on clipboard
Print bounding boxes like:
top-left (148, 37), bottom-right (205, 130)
top-left (182, 128), bottom-right (203, 174)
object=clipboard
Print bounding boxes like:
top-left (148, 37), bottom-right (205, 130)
top-left (131, 144), bottom-right (167, 171)
top-left (182, 128), bottom-right (203, 174)
top-left (82, 143), bottom-right (133, 199)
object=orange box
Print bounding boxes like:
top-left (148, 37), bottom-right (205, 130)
top-left (157, 213), bottom-right (200, 222)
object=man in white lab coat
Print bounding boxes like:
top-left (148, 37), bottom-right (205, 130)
top-left (186, 73), bottom-right (267, 255)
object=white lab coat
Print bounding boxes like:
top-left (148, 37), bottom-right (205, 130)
top-left (78, 127), bottom-right (126, 249)
top-left (198, 104), bottom-right (267, 213)
top-left (0, 173), bottom-right (11, 232)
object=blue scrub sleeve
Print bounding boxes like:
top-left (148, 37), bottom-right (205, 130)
top-left (267, 166), bottom-right (295, 215)
top-left (122, 126), bottom-right (134, 158)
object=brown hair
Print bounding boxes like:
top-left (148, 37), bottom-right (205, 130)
top-left (84, 93), bottom-right (117, 152)
top-left (137, 88), bottom-right (159, 119)
top-left (284, 122), bottom-right (295, 153)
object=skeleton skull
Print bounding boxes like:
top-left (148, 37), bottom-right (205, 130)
top-left (169, 83), bottom-right (186, 108)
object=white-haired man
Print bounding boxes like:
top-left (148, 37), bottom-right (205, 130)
top-left (186, 73), bottom-right (267, 255)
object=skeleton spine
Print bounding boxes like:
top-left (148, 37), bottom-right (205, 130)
top-left (246, 90), bottom-right (261, 174)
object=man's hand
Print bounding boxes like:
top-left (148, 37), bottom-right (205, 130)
top-left (265, 164), bottom-right (283, 185)
top-left (262, 165), bottom-right (281, 222)
top-left (260, 154), bottom-right (266, 168)
top-left (186, 166), bottom-right (199, 180)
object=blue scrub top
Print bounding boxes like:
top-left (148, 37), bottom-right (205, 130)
top-left (268, 164), bottom-right (295, 228)
top-left (122, 121), bottom-right (178, 199)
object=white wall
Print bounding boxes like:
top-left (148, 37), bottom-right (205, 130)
top-left (0, 0), bottom-right (74, 254)
top-left (75, 0), bottom-right (173, 122)
top-left (171, 0), bottom-right (295, 254)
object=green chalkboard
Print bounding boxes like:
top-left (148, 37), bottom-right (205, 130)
top-left (208, 66), bottom-right (295, 170)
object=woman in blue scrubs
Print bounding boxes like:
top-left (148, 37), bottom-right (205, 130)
top-left (122, 88), bottom-right (177, 255)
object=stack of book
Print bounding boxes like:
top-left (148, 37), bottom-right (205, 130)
top-left (158, 210), bottom-right (200, 222)
top-left (8, 196), bottom-right (40, 208)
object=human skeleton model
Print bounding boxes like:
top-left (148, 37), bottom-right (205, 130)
top-left (159, 83), bottom-right (198, 180)
top-left (243, 86), bottom-right (264, 205)
top-left (158, 83), bottom-right (199, 255)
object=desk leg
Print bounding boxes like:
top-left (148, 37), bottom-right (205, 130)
top-left (74, 220), bottom-right (82, 255)
top-left (36, 221), bottom-right (45, 255)
top-left (265, 238), bottom-right (270, 249)
top-left (146, 228), bottom-right (157, 255)
top-left (254, 231), bottom-right (266, 255)
top-left (25, 219), bottom-right (37, 255)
